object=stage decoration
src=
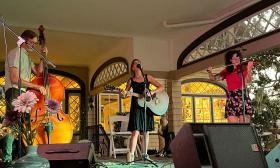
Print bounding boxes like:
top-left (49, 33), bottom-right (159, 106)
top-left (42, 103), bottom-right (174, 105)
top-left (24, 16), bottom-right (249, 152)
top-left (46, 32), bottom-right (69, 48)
top-left (14, 145), bottom-right (50, 168)
top-left (12, 91), bottom-right (39, 114)
top-left (45, 99), bottom-right (60, 114)
top-left (0, 123), bottom-right (11, 140)
top-left (9, 91), bottom-right (50, 168)
top-left (44, 99), bottom-right (60, 144)
top-left (10, 91), bottom-right (39, 145)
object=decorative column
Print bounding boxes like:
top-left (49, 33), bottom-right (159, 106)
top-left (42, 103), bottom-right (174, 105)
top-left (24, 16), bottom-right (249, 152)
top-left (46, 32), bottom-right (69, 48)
top-left (167, 79), bottom-right (183, 135)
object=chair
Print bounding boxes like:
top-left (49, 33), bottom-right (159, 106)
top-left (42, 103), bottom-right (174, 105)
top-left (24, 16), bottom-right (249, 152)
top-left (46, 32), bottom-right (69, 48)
top-left (86, 124), bottom-right (110, 157)
top-left (108, 115), bottom-right (131, 158)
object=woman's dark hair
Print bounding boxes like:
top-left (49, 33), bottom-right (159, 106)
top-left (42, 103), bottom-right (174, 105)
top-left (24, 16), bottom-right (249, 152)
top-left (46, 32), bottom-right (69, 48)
top-left (130, 59), bottom-right (141, 77)
top-left (225, 50), bottom-right (241, 73)
top-left (20, 30), bottom-right (38, 41)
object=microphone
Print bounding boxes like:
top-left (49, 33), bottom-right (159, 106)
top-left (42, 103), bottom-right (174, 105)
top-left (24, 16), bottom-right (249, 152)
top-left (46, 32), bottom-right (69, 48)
top-left (136, 63), bottom-right (142, 69)
top-left (17, 36), bottom-right (26, 47)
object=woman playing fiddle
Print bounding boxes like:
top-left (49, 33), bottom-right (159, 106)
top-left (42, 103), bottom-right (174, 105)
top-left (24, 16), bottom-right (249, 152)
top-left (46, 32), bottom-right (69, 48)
top-left (207, 50), bottom-right (254, 123)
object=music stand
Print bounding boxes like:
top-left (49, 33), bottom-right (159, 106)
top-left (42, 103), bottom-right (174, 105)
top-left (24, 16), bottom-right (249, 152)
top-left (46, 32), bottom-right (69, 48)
top-left (238, 55), bottom-right (249, 123)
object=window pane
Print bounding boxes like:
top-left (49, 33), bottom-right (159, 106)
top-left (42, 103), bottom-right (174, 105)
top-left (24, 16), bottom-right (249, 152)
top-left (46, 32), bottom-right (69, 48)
top-left (99, 94), bottom-right (119, 132)
top-left (68, 94), bottom-right (80, 132)
top-left (56, 75), bottom-right (80, 89)
top-left (213, 98), bottom-right (227, 123)
top-left (195, 97), bottom-right (211, 123)
top-left (121, 97), bottom-right (131, 113)
top-left (0, 76), bottom-right (5, 118)
top-left (119, 83), bottom-right (132, 115)
top-left (181, 82), bottom-right (226, 95)
top-left (182, 96), bottom-right (193, 122)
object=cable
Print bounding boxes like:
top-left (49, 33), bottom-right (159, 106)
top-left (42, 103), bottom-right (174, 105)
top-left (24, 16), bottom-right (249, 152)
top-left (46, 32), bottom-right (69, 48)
top-left (160, 161), bottom-right (174, 168)
top-left (2, 17), bottom-right (14, 108)
top-left (2, 16), bottom-right (8, 99)
top-left (2, 16), bottom-right (8, 61)
top-left (92, 161), bottom-right (109, 168)
top-left (2, 16), bottom-right (14, 102)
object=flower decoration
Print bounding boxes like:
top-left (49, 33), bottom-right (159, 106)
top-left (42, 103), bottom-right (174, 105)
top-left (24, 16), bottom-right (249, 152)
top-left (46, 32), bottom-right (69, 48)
top-left (45, 99), bottom-right (60, 114)
top-left (0, 123), bottom-right (11, 140)
top-left (9, 91), bottom-right (39, 145)
top-left (44, 99), bottom-right (60, 144)
top-left (12, 91), bottom-right (39, 113)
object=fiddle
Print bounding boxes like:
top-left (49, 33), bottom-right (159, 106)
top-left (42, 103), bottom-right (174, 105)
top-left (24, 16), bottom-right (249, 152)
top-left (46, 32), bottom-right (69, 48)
top-left (233, 59), bottom-right (260, 67)
top-left (207, 59), bottom-right (260, 72)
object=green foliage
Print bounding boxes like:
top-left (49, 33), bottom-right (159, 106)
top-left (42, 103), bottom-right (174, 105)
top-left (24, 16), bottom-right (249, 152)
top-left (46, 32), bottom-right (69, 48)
top-left (248, 48), bottom-right (280, 130)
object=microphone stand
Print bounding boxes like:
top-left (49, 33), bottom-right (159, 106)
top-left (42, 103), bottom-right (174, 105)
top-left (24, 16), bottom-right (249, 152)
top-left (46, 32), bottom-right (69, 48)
top-left (18, 38), bottom-right (24, 157)
top-left (44, 65), bottom-right (53, 145)
top-left (0, 16), bottom-right (56, 156)
top-left (0, 16), bottom-right (56, 69)
top-left (238, 59), bottom-right (248, 123)
top-left (132, 65), bottom-right (157, 167)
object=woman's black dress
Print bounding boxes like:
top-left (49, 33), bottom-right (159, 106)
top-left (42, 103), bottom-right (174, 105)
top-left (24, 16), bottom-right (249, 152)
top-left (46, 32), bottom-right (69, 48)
top-left (127, 76), bottom-right (154, 132)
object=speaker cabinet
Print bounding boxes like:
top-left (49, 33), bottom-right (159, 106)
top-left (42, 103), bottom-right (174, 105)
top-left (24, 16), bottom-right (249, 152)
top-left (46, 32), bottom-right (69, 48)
top-left (266, 143), bottom-right (280, 168)
top-left (170, 124), bottom-right (201, 168)
top-left (38, 143), bottom-right (95, 168)
top-left (171, 124), bottom-right (268, 168)
top-left (203, 124), bottom-right (268, 168)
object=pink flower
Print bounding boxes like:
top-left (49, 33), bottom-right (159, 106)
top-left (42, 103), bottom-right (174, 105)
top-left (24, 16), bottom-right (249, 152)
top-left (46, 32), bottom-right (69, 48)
top-left (12, 91), bottom-right (39, 113)
top-left (45, 99), bottom-right (60, 114)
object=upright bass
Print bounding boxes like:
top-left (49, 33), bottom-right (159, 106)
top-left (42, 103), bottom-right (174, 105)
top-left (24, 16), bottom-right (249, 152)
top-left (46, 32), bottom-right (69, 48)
top-left (30, 25), bottom-right (73, 144)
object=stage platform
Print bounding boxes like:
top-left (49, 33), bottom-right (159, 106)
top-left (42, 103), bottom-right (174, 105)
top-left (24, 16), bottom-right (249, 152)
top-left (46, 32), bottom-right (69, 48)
top-left (93, 155), bottom-right (174, 168)
top-left (0, 155), bottom-right (215, 168)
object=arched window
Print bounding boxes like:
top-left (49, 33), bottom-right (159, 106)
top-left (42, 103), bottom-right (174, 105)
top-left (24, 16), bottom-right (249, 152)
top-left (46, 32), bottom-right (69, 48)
top-left (90, 57), bottom-right (130, 131)
top-left (181, 81), bottom-right (227, 123)
top-left (90, 57), bottom-right (129, 92)
top-left (178, 1), bottom-right (280, 68)
top-left (0, 71), bottom-right (85, 134)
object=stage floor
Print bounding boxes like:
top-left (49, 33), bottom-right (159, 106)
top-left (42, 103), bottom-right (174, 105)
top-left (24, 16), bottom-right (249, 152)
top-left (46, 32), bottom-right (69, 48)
top-left (94, 155), bottom-right (174, 168)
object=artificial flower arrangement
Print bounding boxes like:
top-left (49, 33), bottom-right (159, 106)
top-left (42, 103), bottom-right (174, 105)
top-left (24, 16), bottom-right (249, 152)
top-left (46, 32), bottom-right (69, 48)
top-left (0, 123), bottom-right (11, 140)
top-left (2, 91), bottom-right (60, 146)
top-left (45, 99), bottom-right (60, 115)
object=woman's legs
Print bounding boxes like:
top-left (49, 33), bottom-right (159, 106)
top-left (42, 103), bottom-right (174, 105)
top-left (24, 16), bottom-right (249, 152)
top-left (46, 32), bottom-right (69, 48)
top-left (227, 115), bottom-right (251, 123)
top-left (128, 130), bottom-right (139, 162)
top-left (227, 116), bottom-right (239, 123)
top-left (140, 131), bottom-right (149, 154)
top-left (239, 115), bottom-right (251, 123)
top-left (129, 130), bottom-right (139, 154)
